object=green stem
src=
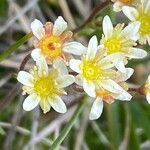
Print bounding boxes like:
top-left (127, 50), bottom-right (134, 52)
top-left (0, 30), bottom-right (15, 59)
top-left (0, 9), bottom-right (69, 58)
top-left (0, 32), bottom-right (33, 61)
top-left (50, 102), bottom-right (85, 150)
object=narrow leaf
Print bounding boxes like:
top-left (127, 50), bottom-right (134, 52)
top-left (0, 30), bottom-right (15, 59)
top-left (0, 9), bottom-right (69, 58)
top-left (0, 32), bottom-right (33, 61)
top-left (50, 102), bottom-right (85, 150)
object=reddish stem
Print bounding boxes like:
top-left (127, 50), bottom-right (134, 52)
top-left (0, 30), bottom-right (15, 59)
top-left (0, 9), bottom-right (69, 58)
top-left (72, 0), bottom-right (111, 33)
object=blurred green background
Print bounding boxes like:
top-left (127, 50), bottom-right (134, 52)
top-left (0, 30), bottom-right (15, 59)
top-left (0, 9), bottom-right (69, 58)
top-left (0, 0), bottom-right (150, 150)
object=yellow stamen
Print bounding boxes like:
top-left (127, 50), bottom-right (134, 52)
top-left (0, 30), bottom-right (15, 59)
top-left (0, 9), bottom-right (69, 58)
top-left (138, 12), bottom-right (150, 35)
top-left (34, 70), bottom-right (62, 98)
top-left (104, 37), bottom-right (122, 54)
top-left (80, 57), bottom-right (102, 81)
top-left (38, 36), bottom-right (62, 59)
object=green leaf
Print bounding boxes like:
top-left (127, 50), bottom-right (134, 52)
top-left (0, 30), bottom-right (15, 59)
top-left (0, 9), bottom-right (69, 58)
top-left (50, 102), bottom-right (85, 150)
top-left (0, 32), bottom-right (33, 62)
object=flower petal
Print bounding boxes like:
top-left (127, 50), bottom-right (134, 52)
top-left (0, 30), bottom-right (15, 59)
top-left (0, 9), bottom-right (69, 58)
top-left (89, 97), bottom-right (103, 120)
top-left (115, 91), bottom-right (132, 101)
top-left (75, 74), bottom-right (83, 86)
top-left (103, 15), bottom-right (113, 37)
top-left (53, 16), bottom-right (67, 36)
top-left (146, 93), bottom-right (150, 104)
top-left (63, 42), bottom-right (87, 55)
top-left (83, 80), bottom-right (96, 97)
top-left (122, 6), bottom-right (139, 21)
top-left (31, 49), bottom-right (48, 74)
top-left (49, 96), bottom-right (67, 113)
top-left (127, 48), bottom-right (147, 58)
top-left (121, 21), bottom-right (140, 41)
top-left (17, 71), bottom-right (33, 86)
top-left (53, 58), bottom-right (68, 75)
top-left (40, 99), bottom-right (51, 114)
top-left (116, 61), bottom-right (126, 73)
top-left (117, 68), bottom-right (134, 82)
top-left (23, 94), bottom-right (40, 111)
top-left (69, 59), bottom-right (81, 73)
top-left (57, 75), bottom-right (75, 88)
top-left (101, 79), bottom-right (123, 94)
top-left (86, 36), bottom-right (98, 59)
top-left (31, 19), bottom-right (44, 39)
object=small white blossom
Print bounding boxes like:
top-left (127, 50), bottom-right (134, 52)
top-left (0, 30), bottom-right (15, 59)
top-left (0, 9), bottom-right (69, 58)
top-left (17, 50), bottom-right (75, 113)
top-left (31, 16), bottom-right (87, 64)
top-left (70, 36), bottom-right (128, 99)
top-left (89, 68), bottom-right (133, 120)
top-left (122, 0), bottom-right (150, 45)
top-left (100, 15), bottom-right (147, 72)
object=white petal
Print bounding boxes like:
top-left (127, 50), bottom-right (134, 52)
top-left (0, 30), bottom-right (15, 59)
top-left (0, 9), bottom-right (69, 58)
top-left (87, 36), bottom-right (98, 59)
top-left (17, 71), bottom-right (33, 86)
top-left (117, 68), bottom-right (134, 82)
top-left (101, 79), bottom-right (123, 94)
top-left (147, 75), bottom-right (150, 83)
top-left (57, 75), bottom-right (75, 88)
top-left (49, 96), bottom-right (67, 113)
top-left (63, 42), bottom-right (87, 55)
top-left (69, 59), bottom-right (81, 73)
top-left (145, 0), bottom-right (150, 13)
top-left (89, 97), bottom-right (103, 120)
top-left (121, 21), bottom-right (140, 41)
top-left (122, 6), bottom-right (138, 21)
top-left (83, 80), bottom-right (96, 97)
top-left (53, 58), bottom-right (68, 75)
top-left (40, 99), bottom-right (51, 114)
top-left (75, 75), bottom-right (83, 86)
top-left (127, 48), bottom-right (147, 59)
top-left (103, 15), bottom-right (113, 37)
top-left (23, 94), bottom-right (40, 111)
top-left (31, 48), bottom-right (48, 74)
top-left (100, 53), bottom-right (125, 69)
top-left (53, 16), bottom-right (67, 36)
top-left (31, 19), bottom-right (44, 39)
top-left (116, 61), bottom-right (126, 73)
top-left (115, 91), bottom-right (132, 101)
top-left (146, 93), bottom-right (150, 104)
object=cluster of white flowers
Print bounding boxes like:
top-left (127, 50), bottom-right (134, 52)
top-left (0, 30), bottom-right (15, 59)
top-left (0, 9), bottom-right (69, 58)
top-left (17, 0), bottom-right (150, 120)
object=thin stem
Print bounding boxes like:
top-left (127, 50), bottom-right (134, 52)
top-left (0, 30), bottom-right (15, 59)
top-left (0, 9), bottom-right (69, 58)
top-left (72, 0), bottom-right (111, 33)
top-left (50, 102), bottom-right (85, 150)
top-left (0, 32), bottom-right (32, 62)
top-left (19, 53), bottom-right (31, 71)
top-left (128, 87), bottom-right (145, 95)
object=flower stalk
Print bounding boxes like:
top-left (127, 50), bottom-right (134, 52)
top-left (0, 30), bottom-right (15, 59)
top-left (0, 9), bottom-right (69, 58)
top-left (50, 101), bottom-right (85, 150)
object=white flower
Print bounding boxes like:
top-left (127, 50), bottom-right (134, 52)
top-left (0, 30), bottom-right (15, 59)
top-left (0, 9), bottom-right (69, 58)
top-left (17, 50), bottom-right (75, 114)
top-left (31, 16), bottom-right (87, 64)
top-left (89, 68), bottom-right (133, 120)
top-left (100, 15), bottom-right (147, 72)
top-left (112, 0), bottom-right (139, 12)
top-left (70, 35), bottom-right (127, 98)
top-left (144, 75), bottom-right (150, 104)
top-left (122, 0), bottom-right (150, 45)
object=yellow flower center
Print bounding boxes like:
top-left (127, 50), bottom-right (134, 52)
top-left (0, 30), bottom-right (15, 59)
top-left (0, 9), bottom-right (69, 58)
top-left (138, 13), bottom-right (150, 35)
top-left (80, 57), bottom-right (102, 81)
top-left (33, 70), bottom-right (63, 98)
top-left (104, 38), bottom-right (122, 54)
top-left (34, 76), bottom-right (55, 98)
top-left (39, 36), bottom-right (62, 59)
top-left (119, 0), bottom-right (133, 4)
